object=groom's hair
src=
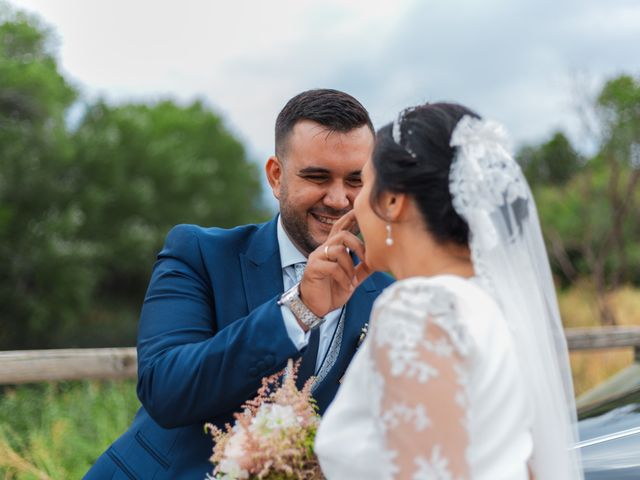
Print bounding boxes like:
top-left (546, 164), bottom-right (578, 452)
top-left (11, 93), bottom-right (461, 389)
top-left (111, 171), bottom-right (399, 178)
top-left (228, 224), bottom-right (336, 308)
top-left (275, 89), bottom-right (374, 158)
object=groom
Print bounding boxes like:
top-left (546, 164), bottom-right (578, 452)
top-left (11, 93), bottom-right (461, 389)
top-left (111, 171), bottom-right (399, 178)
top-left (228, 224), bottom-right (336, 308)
top-left (84, 89), bottom-right (394, 478)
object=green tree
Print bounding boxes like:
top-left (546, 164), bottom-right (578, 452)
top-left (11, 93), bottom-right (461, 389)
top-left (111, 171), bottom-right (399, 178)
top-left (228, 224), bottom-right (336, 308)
top-left (0, 4), bottom-right (268, 348)
top-left (517, 131), bottom-right (582, 188)
top-left (70, 100), bottom-right (268, 343)
top-left (0, 5), bottom-right (91, 348)
top-left (534, 75), bottom-right (640, 325)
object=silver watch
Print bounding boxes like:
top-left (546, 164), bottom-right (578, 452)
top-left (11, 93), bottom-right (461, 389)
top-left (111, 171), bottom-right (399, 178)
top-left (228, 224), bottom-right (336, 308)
top-left (278, 282), bottom-right (325, 330)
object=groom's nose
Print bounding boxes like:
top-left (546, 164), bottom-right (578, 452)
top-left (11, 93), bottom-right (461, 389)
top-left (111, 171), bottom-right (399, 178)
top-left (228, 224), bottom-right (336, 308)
top-left (323, 181), bottom-right (351, 211)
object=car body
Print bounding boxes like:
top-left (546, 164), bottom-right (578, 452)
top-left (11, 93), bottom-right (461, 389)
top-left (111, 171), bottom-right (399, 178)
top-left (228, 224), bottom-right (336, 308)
top-left (577, 385), bottom-right (640, 479)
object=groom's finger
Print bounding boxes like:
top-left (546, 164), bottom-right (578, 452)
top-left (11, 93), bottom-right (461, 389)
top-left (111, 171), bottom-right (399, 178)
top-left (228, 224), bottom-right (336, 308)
top-left (324, 244), bottom-right (356, 281)
top-left (354, 261), bottom-right (373, 286)
top-left (328, 210), bottom-right (357, 237)
top-left (331, 231), bottom-right (366, 263)
top-left (310, 259), bottom-right (353, 294)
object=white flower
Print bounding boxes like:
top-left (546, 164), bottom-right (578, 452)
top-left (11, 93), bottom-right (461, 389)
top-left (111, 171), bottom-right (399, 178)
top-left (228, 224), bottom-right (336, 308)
top-left (223, 427), bottom-right (248, 464)
top-left (250, 404), bottom-right (299, 436)
top-left (216, 458), bottom-right (249, 480)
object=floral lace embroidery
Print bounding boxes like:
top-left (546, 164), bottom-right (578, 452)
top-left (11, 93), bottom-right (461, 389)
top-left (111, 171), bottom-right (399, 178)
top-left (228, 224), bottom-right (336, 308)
top-left (381, 449), bottom-right (401, 480)
top-left (454, 363), bottom-right (471, 434)
top-left (368, 279), bottom-right (471, 480)
top-left (423, 336), bottom-right (455, 357)
top-left (449, 115), bottom-right (530, 301)
top-left (374, 308), bottom-right (438, 382)
top-left (373, 281), bottom-right (472, 358)
top-left (382, 403), bottom-right (431, 431)
top-left (413, 446), bottom-right (458, 480)
top-left (449, 115), bottom-right (527, 241)
top-left (368, 351), bottom-right (385, 420)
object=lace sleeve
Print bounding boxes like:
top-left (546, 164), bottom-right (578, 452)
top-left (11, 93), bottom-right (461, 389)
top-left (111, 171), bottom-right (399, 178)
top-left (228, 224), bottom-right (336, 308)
top-left (370, 282), bottom-right (471, 480)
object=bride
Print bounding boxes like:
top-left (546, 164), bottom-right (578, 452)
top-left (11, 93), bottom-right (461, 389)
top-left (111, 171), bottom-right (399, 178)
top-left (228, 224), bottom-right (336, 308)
top-left (314, 103), bottom-right (583, 479)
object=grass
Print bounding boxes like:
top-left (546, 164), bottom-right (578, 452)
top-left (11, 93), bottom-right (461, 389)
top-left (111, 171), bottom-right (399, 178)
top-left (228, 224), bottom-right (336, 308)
top-left (558, 282), bottom-right (640, 396)
top-left (0, 380), bottom-right (139, 479)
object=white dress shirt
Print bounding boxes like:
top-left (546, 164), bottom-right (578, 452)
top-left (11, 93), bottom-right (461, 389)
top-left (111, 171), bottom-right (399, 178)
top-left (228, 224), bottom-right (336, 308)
top-left (278, 216), bottom-right (343, 373)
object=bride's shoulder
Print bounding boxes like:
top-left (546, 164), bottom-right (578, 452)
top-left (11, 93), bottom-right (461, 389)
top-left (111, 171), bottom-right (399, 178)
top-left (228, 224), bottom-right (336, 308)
top-left (373, 276), bottom-right (457, 316)
top-left (372, 275), bottom-right (503, 353)
top-left (371, 276), bottom-right (474, 355)
top-left (374, 275), bottom-right (489, 311)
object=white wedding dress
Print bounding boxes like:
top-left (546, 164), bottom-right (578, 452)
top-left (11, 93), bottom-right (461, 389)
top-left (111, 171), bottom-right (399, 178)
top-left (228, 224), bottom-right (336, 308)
top-left (315, 274), bottom-right (534, 480)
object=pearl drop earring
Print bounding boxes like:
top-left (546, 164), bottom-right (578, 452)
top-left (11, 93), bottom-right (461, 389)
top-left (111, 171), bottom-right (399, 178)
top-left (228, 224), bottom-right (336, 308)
top-left (385, 224), bottom-right (393, 246)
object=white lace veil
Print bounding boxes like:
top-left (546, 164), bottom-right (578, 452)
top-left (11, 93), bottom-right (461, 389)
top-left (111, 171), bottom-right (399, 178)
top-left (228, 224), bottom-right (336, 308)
top-left (447, 115), bottom-right (583, 479)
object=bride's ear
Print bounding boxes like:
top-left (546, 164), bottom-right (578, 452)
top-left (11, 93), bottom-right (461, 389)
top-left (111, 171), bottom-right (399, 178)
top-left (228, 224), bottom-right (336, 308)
top-left (381, 192), bottom-right (406, 222)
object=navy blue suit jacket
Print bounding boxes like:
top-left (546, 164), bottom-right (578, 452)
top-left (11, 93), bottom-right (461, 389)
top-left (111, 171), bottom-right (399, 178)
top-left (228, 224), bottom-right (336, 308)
top-left (85, 217), bottom-right (393, 479)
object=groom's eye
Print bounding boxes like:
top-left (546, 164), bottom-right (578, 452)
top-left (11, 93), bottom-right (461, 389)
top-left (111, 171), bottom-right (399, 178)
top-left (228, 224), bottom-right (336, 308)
top-left (346, 176), bottom-right (362, 187)
top-left (302, 174), bottom-right (329, 183)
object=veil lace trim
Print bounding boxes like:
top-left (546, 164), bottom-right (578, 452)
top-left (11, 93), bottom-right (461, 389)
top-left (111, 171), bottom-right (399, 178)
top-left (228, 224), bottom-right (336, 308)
top-left (449, 116), bottom-right (528, 298)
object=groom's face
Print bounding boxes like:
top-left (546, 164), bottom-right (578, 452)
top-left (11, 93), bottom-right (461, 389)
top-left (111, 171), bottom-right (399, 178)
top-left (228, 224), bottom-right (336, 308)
top-left (266, 120), bottom-right (374, 256)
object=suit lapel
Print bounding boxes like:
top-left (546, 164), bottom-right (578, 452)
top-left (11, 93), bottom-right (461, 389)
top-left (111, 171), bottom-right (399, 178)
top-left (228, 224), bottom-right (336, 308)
top-left (312, 276), bottom-right (379, 412)
top-left (239, 217), bottom-right (284, 311)
top-left (333, 254), bottom-right (378, 377)
top-left (333, 277), bottom-right (378, 376)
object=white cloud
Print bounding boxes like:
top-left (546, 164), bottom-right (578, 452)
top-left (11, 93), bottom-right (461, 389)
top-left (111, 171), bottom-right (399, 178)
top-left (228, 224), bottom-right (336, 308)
top-left (8, 0), bottom-right (640, 162)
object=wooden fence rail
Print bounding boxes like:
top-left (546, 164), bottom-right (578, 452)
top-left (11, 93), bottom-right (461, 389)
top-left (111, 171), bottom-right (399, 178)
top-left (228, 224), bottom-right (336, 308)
top-left (566, 326), bottom-right (640, 357)
top-left (0, 347), bottom-right (136, 385)
top-left (1, 326), bottom-right (640, 385)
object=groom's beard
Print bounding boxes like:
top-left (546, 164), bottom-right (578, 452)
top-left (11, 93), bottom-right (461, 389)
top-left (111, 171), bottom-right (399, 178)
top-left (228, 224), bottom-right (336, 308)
top-left (280, 203), bottom-right (353, 256)
top-left (278, 179), bottom-right (361, 256)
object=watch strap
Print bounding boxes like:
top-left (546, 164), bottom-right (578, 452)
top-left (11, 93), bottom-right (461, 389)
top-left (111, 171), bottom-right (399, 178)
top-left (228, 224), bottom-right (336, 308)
top-left (278, 282), bottom-right (325, 330)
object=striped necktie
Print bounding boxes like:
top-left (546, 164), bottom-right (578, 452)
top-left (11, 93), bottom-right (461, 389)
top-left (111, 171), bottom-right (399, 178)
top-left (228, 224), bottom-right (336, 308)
top-left (293, 262), bottom-right (306, 283)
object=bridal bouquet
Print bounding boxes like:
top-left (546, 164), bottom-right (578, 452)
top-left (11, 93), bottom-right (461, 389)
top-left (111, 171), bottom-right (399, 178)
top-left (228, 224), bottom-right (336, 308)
top-left (205, 360), bottom-right (323, 480)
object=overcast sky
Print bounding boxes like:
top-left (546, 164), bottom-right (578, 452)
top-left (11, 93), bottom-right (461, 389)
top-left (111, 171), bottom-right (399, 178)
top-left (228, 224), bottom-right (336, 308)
top-left (8, 0), bottom-right (640, 178)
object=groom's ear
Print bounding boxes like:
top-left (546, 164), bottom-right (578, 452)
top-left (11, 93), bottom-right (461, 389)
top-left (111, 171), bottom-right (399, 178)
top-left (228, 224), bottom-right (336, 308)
top-left (266, 156), bottom-right (283, 200)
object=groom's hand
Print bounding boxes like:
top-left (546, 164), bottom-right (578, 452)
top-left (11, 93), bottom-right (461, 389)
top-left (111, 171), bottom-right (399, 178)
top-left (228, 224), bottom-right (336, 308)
top-left (299, 211), bottom-right (373, 318)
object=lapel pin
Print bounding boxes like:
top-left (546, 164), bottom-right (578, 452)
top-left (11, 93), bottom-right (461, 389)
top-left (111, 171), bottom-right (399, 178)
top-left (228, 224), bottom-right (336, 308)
top-left (339, 323), bottom-right (370, 384)
top-left (357, 323), bottom-right (369, 348)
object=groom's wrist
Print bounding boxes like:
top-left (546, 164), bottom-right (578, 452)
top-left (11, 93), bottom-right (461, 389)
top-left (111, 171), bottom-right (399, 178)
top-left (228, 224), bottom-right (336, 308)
top-left (295, 316), bottom-right (310, 333)
top-left (278, 282), bottom-right (325, 332)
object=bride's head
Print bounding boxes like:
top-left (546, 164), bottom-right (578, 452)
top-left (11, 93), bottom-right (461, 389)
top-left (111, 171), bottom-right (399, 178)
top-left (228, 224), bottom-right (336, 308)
top-left (354, 102), bottom-right (479, 278)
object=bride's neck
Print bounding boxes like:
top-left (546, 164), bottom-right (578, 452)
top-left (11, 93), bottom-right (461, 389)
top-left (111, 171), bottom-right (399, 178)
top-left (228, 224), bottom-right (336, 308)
top-left (387, 226), bottom-right (474, 281)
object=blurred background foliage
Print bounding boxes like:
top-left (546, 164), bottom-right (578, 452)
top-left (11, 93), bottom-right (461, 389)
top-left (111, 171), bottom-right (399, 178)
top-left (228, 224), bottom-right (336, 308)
top-left (1, 4), bottom-right (639, 351)
top-left (516, 74), bottom-right (640, 326)
top-left (0, 3), bottom-right (638, 349)
top-left (0, 6), bottom-right (268, 349)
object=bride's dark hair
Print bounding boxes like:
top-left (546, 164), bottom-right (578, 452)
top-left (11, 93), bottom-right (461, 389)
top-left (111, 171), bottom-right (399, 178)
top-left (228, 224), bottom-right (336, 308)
top-left (370, 102), bottom-right (479, 247)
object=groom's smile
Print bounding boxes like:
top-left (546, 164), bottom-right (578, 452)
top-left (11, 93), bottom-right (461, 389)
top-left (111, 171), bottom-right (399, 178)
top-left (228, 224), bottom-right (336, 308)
top-left (310, 212), bottom-right (339, 226)
top-left (306, 208), bottom-right (350, 245)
